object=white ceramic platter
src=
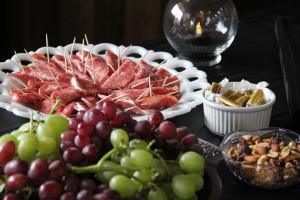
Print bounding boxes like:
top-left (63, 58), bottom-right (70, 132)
top-left (0, 43), bottom-right (210, 121)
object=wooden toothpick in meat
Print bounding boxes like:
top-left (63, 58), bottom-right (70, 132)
top-left (153, 58), bottom-right (169, 70)
top-left (134, 51), bottom-right (148, 69)
top-left (135, 86), bottom-right (152, 102)
top-left (46, 33), bottom-right (50, 63)
top-left (163, 79), bottom-right (181, 87)
top-left (161, 76), bottom-right (169, 87)
top-left (81, 39), bottom-right (85, 63)
top-left (84, 34), bottom-right (96, 83)
top-left (24, 49), bottom-right (42, 73)
top-left (14, 51), bottom-right (26, 74)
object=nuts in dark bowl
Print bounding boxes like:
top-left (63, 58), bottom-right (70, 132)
top-left (220, 127), bottom-right (300, 189)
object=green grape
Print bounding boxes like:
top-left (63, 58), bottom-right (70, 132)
top-left (172, 174), bottom-right (196, 199)
top-left (168, 163), bottom-right (184, 176)
top-left (186, 173), bottom-right (204, 191)
top-left (131, 178), bottom-right (143, 192)
top-left (17, 133), bottom-right (38, 146)
top-left (36, 152), bottom-right (52, 160)
top-left (130, 149), bottom-right (153, 169)
top-left (110, 129), bottom-right (129, 147)
top-left (179, 151), bottom-right (205, 174)
top-left (36, 123), bottom-right (56, 140)
top-left (160, 182), bottom-right (177, 200)
top-left (44, 114), bottom-right (69, 135)
top-left (148, 187), bottom-right (168, 200)
top-left (109, 175), bottom-right (137, 198)
top-left (151, 158), bottom-right (167, 181)
top-left (120, 156), bottom-right (136, 169)
top-left (11, 130), bottom-right (26, 138)
top-left (0, 134), bottom-right (18, 147)
top-left (129, 139), bottom-right (148, 149)
top-left (97, 161), bottom-right (119, 184)
top-left (37, 137), bottom-right (56, 155)
top-left (18, 122), bottom-right (38, 132)
top-left (17, 138), bottom-right (37, 161)
top-left (133, 168), bottom-right (152, 183)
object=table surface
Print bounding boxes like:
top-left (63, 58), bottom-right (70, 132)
top-left (1, 1), bottom-right (300, 200)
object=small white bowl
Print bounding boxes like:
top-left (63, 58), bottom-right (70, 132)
top-left (200, 82), bottom-right (276, 136)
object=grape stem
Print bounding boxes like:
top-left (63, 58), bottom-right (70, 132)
top-left (48, 99), bottom-right (61, 115)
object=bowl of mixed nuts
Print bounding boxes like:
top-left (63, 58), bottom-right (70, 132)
top-left (220, 127), bottom-right (300, 189)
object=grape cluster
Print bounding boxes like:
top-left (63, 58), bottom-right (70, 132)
top-left (0, 114), bottom-right (69, 163)
top-left (62, 101), bottom-right (203, 166)
top-left (70, 129), bottom-right (205, 200)
top-left (2, 158), bottom-right (122, 200)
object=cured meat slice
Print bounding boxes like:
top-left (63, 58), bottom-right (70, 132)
top-left (56, 73), bottom-right (73, 84)
top-left (31, 53), bottom-right (49, 66)
top-left (50, 87), bottom-right (83, 105)
top-left (20, 66), bottom-right (56, 82)
top-left (105, 50), bottom-right (119, 71)
top-left (32, 99), bottom-right (56, 114)
top-left (27, 80), bottom-right (44, 87)
top-left (152, 68), bottom-right (171, 80)
top-left (52, 55), bottom-right (91, 81)
top-left (51, 55), bottom-right (67, 72)
top-left (9, 87), bottom-right (39, 96)
top-left (10, 91), bottom-right (46, 103)
top-left (69, 55), bottom-right (86, 72)
top-left (7, 72), bottom-right (40, 85)
top-left (115, 97), bottom-right (150, 116)
top-left (85, 58), bottom-right (110, 85)
top-left (108, 89), bottom-right (150, 100)
top-left (55, 102), bottom-right (76, 117)
top-left (101, 59), bottom-right (135, 89)
top-left (81, 95), bottom-right (100, 108)
top-left (39, 82), bottom-right (69, 96)
top-left (70, 77), bottom-right (106, 95)
top-left (137, 95), bottom-right (178, 110)
top-left (74, 101), bottom-right (89, 111)
top-left (134, 60), bottom-right (155, 80)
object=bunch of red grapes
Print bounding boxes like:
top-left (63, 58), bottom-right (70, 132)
top-left (62, 100), bottom-right (202, 165)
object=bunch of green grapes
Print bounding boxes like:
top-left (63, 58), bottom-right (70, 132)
top-left (71, 129), bottom-right (205, 200)
top-left (0, 114), bottom-right (69, 162)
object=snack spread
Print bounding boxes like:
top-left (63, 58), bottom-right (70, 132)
top-left (228, 134), bottom-right (300, 187)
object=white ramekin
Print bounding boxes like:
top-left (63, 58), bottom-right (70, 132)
top-left (200, 83), bottom-right (276, 136)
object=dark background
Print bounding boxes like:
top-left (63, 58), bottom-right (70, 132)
top-left (0, 0), bottom-right (285, 62)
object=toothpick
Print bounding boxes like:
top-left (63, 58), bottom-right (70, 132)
top-left (148, 75), bottom-right (152, 96)
top-left (9, 81), bottom-right (25, 94)
top-left (68, 56), bottom-right (76, 78)
top-left (108, 63), bottom-right (116, 72)
top-left (64, 51), bottom-right (68, 72)
top-left (167, 91), bottom-right (180, 95)
top-left (131, 78), bottom-right (148, 88)
top-left (81, 39), bottom-right (85, 63)
top-left (24, 49), bottom-right (42, 72)
top-left (161, 76), bottom-right (169, 87)
top-left (153, 58), bottom-right (169, 70)
top-left (84, 34), bottom-right (96, 83)
top-left (46, 33), bottom-right (50, 63)
top-left (119, 44), bottom-right (132, 59)
top-left (135, 86), bottom-right (152, 102)
top-left (10, 75), bottom-right (28, 88)
top-left (125, 105), bottom-right (138, 111)
top-left (163, 79), bottom-right (180, 87)
top-left (134, 51), bottom-right (148, 69)
top-left (96, 93), bottom-right (115, 103)
top-left (70, 37), bottom-right (76, 55)
top-left (10, 79), bottom-right (48, 100)
top-left (45, 64), bottom-right (63, 91)
top-left (14, 51), bottom-right (26, 74)
top-left (112, 94), bottom-right (127, 101)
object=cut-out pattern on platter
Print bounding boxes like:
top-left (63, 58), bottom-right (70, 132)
top-left (0, 43), bottom-right (210, 121)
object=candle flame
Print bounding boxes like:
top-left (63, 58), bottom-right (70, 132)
top-left (196, 22), bottom-right (202, 36)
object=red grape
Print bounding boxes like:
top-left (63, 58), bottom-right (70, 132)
top-left (63, 147), bottom-right (83, 165)
top-left (82, 144), bottom-right (98, 162)
top-left (95, 121), bottom-right (113, 140)
top-left (134, 120), bottom-right (151, 136)
top-left (93, 193), bottom-right (110, 200)
top-left (63, 174), bottom-right (80, 194)
top-left (0, 141), bottom-right (16, 167)
top-left (80, 178), bottom-right (96, 192)
top-left (181, 134), bottom-right (198, 147)
top-left (176, 126), bottom-right (192, 141)
top-left (157, 121), bottom-right (177, 139)
top-left (148, 110), bottom-right (164, 128)
top-left (110, 111), bottom-right (126, 127)
top-left (3, 193), bottom-right (21, 200)
top-left (76, 110), bottom-right (86, 120)
top-left (48, 160), bottom-right (68, 181)
top-left (38, 180), bottom-right (62, 200)
top-left (60, 141), bottom-right (76, 152)
top-left (28, 159), bottom-right (49, 184)
top-left (69, 118), bottom-right (82, 131)
top-left (83, 108), bottom-right (106, 126)
top-left (77, 122), bottom-right (94, 136)
top-left (60, 192), bottom-right (76, 200)
top-left (74, 133), bottom-right (91, 149)
top-left (61, 130), bottom-right (77, 143)
top-left (4, 159), bottom-right (28, 176)
top-left (102, 101), bottom-right (117, 120)
top-left (6, 173), bottom-right (28, 191)
top-left (76, 190), bottom-right (93, 200)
